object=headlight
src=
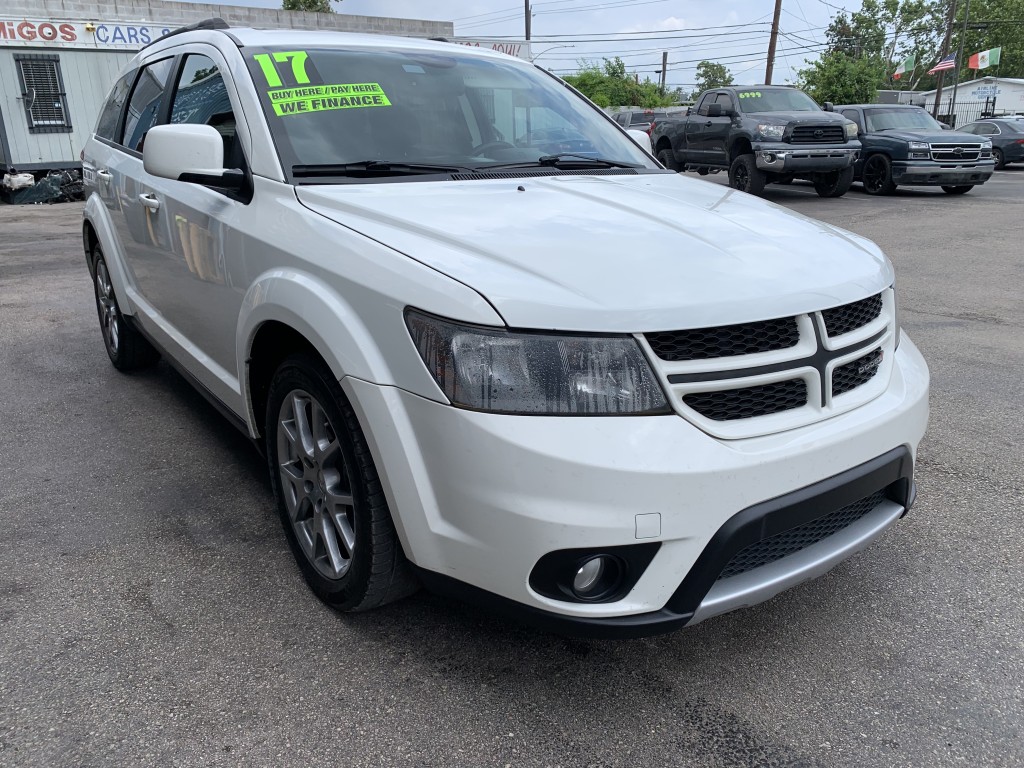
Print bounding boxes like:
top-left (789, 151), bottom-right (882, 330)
top-left (757, 124), bottom-right (785, 140)
top-left (405, 309), bottom-right (670, 415)
top-left (981, 139), bottom-right (992, 148)
top-left (908, 140), bottom-right (930, 159)
top-left (845, 122), bottom-right (859, 139)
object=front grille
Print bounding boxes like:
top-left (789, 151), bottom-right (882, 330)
top-left (646, 317), bottom-right (799, 361)
top-left (717, 490), bottom-right (888, 579)
top-left (832, 348), bottom-right (882, 397)
top-left (929, 142), bottom-right (982, 162)
top-left (821, 293), bottom-right (882, 337)
top-left (790, 125), bottom-right (846, 144)
top-left (683, 379), bottom-right (806, 421)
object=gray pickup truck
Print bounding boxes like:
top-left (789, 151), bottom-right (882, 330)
top-left (650, 86), bottom-right (862, 197)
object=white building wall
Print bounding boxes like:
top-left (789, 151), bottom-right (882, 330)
top-left (0, 48), bottom-right (134, 168)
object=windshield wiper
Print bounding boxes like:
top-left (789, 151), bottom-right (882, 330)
top-left (481, 153), bottom-right (643, 170)
top-left (292, 160), bottom-right (477, 178)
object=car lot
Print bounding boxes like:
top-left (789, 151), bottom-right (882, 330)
top-left (1, 170), bottom-right (1022, 767)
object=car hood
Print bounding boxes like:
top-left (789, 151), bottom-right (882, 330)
top-left (868, 128), bottom-right (978, 143)
top-left (744, 111), bottom-right (849, 125)
top-left (296, 172), bottom-right (893, 332)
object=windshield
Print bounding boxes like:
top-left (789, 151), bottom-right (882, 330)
top-left (244, 46), bottom-right (656, 177)
top-left (864, 108), bottom-right (943, 132)
top-left (735, 89), bottom-right (820, 113)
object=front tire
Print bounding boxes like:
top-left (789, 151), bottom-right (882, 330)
top-left (91, 248), bottom-right (158, 371)
top-left (862, 154), bottom-right (897, 195)
top-left (266, 354), bottom-right (417, 611)
top-left (941, 185), bottom-right (974, 195)
top-left (993, 148), bottom-right (1005, 170)
top-left (728, 154), bottom-right (766, 196)
top-left (813, 166), bottom-right (855, 198)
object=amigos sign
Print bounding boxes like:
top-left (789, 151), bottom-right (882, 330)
top-left (0, 18), bottom-right (173, 49)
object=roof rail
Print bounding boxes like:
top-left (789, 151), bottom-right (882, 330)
top-left (141, 17), bottom-right (230, 50)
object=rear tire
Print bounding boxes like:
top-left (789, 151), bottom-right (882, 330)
top-left (656, 148), bottom-right (679, 171)
top-left (941, 185), bottom-right (973, 195)
top-left (91, 248), bottom-right (158, 372)
top-left (993, 148), bottom-right (1005, 170)
top-left (813, 166), bottom-right (855, 198)
top-left (266, 354), bottom-right (418, 612)
top-left (728, 154), bottom-right (766, 196)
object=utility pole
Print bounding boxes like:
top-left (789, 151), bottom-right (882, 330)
top-left (948, 0), bottom-right (972, 126)
top-left (765, 0), bottom-right (783, 84)
top-left (524, 0), bottom-right (531, 41)
top-left (660, 51), bottom-right (668, 93)
top-left (932, 0), bottom-right (957, 119)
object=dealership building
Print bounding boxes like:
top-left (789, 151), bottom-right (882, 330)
top-left (0, 0), bottom-right (527, 174)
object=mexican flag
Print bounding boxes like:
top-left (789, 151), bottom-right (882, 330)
top-left (893, 54), bottom-right (915, 79)
top-left (968, 47), bottom-right (1002, 69)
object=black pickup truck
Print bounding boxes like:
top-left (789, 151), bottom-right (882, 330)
top-left (650, 86), bottom-right (861, 197)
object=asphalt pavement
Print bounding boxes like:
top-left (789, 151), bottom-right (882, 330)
top-left (1, 170), bottom-right (1022, 767)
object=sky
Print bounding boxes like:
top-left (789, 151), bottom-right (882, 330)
top-left (180, 0), bottom-right (865, 91)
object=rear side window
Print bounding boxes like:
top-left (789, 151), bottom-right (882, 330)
top-left (122, 58), bottom-right (173, 152)
top-left (95, 69), bottom-right (136, 141)
top-left (170, 54), bottom-right (242, 169)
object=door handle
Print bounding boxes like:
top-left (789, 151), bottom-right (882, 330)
top-left (138, 193), bottom-right (160, 211)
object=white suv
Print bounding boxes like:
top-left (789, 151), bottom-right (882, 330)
top-left (82, 20), bottom-right (929, 637)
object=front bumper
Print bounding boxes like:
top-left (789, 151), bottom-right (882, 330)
top-left (345, 336), bottom-right (929, 637)
top-left (891, 160), bottom-right (995, 186)
top-left (754, 143), bottom-right (859, 172)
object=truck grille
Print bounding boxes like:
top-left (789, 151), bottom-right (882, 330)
top-left (683, 379), bottom-right (806, 421)
top-left (789, 125), bottom-right (845, 143)
top-left (717, 490), bottom-right (888, 579)
top-left (655, 290), bottom-right (895, 436)
top-left (929, 142), bottom-right (982, 162)
top-left (646, 317), bottom-right (799, 361)
top-left (821, 293), bottom-right (883, 337)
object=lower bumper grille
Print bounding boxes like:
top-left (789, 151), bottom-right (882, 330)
top-left (717, 490), bottom-right (888, 580)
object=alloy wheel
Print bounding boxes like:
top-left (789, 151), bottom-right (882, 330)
top-left (863, 156), bottom-right (887, 194)
top-left (94, 261), bottom-right (120, 356)
top-left (276, 389), bottom-right (357, 580)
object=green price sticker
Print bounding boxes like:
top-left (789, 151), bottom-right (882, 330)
top-left (268, 83), bottom-right (392, 116)
top-left (254, 51), bottom-right (311, 88)
top-left (739, 91), bottom-right (762, 99)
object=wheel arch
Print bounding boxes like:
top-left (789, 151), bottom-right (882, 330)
top-left (729, 136), bottom-right (753, 163)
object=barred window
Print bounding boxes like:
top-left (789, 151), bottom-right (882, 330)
top-left (15, 54), bottom-right (72, 133)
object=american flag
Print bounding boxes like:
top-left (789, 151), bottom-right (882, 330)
top-left (928, 54), bottom-right (956, 74)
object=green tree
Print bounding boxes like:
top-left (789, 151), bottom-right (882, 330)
top-left (282, 0), bottom-right (334, 12)
top-left (693, 61), bottom-right (734, 94)
top-left (797, 50), bottom-right (889, 104)
top-left (562, 58), bottom-right (675, 108)
top-left (945, 0), bottom-right (1024, 82)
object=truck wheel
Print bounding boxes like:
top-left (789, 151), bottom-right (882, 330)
top-left (728, 154), bottom-right (766, 195)
top-left (697, 167), bottom-right (710, 176)
top-left (862, 154), bottom-right (897, 195)
top-left (941, 185), bottom-right (974, 195)
top-left (266, 354), bottom-right (419, 612)
top-left (813, 167), bottom-right (855, 198)
top-left (657, 148), bottom-right (680, 171)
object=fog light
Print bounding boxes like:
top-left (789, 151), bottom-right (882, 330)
top-left (763, 153), bottom-right (776, 163)
top-left (573, 558), bottom-right (605, 595)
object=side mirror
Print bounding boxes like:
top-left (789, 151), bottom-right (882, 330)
top-left (143, 124), bottom-right (243, 189)
top-left (940, 122), bottom-right (953, 130)
top-left (706, 103), bottom-right (723, 118)
top-left (823, 102), bottom-right (834, 112)
top-left (626, 129), bottom-right (653, 154)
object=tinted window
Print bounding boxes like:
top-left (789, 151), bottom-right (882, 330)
top-left (999, 121), bottom-right (1024, 133)
top-left (695, 93), bottom-right (712, 116)
top-left (974, 122), bottom-right (998, 135)
top-left (864, 108), bottom-right (942, 132)
top-left (95, 69), bottom-right (135, 141)
top-left (122, 58), bottom-right (173, 151)
top-left (734, 89), bottom-right (819, 112)
top-left (170, 54), bottom-right (241, 169)
top-left (713, 93), bottom-right (734, 111)
top-left (841, 109), bottom-right (862, 130)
